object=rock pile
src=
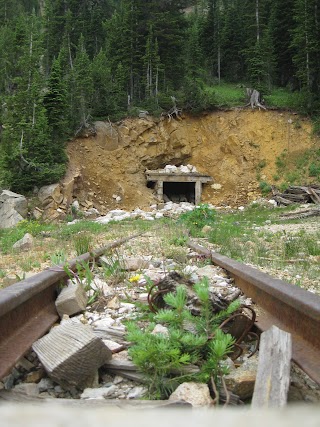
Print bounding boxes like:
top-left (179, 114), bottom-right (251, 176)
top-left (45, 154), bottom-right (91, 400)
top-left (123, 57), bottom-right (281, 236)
top-left (150, 164), bottom-right (198, 174)
top-left (94, 202), bottom-right (197, 224)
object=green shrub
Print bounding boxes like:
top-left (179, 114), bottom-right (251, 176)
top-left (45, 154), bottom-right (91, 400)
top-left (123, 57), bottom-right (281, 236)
top-left (126, 280), bottom-right (238, 399)
top-left (178, 204), bottom-right (216, 236)
top-left (309, 162), bottom-right (320, 177)
top-left (259, 181), bottom-right (272, 196)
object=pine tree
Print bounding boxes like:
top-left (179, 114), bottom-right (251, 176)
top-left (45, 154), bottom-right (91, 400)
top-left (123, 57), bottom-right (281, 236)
top-left (91, 49), bottom-right (117, 118)
top-left (43, 50), bottom-right (70, 156)
top-left (1, 13), bottom-right (65, 191)
top-left (269, 0), bottom-right (295, 87)
top-left (71, 35), bottom-right (94, 133)
top-left (291, 0), bottom-right (320, 105)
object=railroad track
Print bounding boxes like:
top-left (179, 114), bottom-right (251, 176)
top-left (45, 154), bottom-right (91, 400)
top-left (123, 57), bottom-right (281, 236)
top-left (0, 235), bottom-right (320, 387)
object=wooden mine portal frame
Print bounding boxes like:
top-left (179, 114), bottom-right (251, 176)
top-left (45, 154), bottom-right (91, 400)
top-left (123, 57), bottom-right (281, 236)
top-left (146, 170), bottom-right (212, 205)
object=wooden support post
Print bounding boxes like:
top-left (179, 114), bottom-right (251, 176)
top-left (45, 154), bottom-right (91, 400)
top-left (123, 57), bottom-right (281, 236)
top-left (156, 181), bottom-right (163, 200)
top-left (195, 180), bottom-right (202, 205)
top-left (251, 325), bottom-right (292, 408)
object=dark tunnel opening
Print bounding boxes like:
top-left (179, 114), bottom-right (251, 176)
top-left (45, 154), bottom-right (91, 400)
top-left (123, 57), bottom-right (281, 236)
top-left (163, 182), bottom-right (195, 203)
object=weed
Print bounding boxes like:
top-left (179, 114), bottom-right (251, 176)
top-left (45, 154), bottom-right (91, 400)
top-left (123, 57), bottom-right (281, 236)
top-left (178, 204), bottom-right (216, 237)
top-left (259, 181), bottom-right (272, 196)
top-left (284, 171), bottom-right (300, 184)
top-left (63, 260), bottom-right (100, 305)
top-left (257, 159), bottom-right (267, 170)
top-left (101, 250), bottom-right (126, 285)
top-left (309, 162), bottom-right (320, 177)
top-left (19, 258), bottom-right (39, 272)
top-left (275, 151), bottom-right (287, 172)
top-left (50, 250), bottom-right (67, 266)
top-left (169, 235), bottom-right (188, 247)
top-left (73, 233), bottom-right (93, 255)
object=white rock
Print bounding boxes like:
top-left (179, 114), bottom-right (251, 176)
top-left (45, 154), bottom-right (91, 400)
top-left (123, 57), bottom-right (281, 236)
top-left (211, 183), bottom-right (222, 190)
top-left (151, 324), bottom-right (169, 336)
top-left (91, 277), bottom-right (113, 296)
top-left (127, 386), bottom-right (147, 399)
top-left (81, 386), bottom-right (117, 399)
top-left (238, 206), bottom-right (245, 211)
top-left (72, 200), bottom-right (80, 210)
top-left (164, 165), bottom-right (178, 173)
top-left (169, 382), bottom-right (213, 407)
top-left (179, 166), bottom-right (189, 173)
top-left (92, 318), bottom-right (116, 329)
top-left (13, 383), bottom-right (39, 396)
top-left (109, 209), bottom-right (126, 217)
top-left (113, 376), bottom-right (124, 385)
top-left (102, 339), bottom-right (124, 352)
top-left (183, 265), bottom-right (198, 275)
top-left (38, 378), bottom-right (55, 392)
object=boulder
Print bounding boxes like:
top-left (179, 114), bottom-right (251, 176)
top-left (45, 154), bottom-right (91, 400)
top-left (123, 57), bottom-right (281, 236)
top-left (0, 190), bottom-right (28, 228)
top-left (12, 233), bottom-right (34, 251)
top-left (38, 184), bottom-right (63, 205)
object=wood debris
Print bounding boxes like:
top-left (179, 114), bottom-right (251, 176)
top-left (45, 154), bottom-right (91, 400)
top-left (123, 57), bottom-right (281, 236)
top-left (273, 185), bottom-right (320, 206)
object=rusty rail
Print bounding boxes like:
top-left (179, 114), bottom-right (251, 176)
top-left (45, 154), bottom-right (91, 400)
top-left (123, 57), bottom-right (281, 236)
top-left (0, 232), bottom-right (144, 380)
top-left (188, 241), bottom-right (320, 385)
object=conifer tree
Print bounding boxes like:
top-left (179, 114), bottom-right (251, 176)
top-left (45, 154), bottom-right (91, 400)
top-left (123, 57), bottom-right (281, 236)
top-left (71, 35), bottom-right (94, 133)
top-left (1, 13), bottom-right (65, 191)
top-left (291, 0), bottom-right (320, 104)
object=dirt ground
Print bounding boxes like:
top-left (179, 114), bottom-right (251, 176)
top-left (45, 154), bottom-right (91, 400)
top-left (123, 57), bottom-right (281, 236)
top-left (65, 109), bottom-right (319, 213)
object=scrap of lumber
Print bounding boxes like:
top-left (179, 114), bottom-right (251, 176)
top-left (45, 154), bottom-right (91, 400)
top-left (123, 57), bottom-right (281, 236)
top-left (33, 321), bottom-right (112, 388)
top-left (251, 325), bottom-right (292, 408)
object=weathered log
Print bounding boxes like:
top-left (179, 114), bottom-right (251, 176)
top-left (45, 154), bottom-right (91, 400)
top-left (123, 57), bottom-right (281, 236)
top-left (251, 326), bottom-right (291, 408)
top-left (274, 195), bottom-right (294, 206)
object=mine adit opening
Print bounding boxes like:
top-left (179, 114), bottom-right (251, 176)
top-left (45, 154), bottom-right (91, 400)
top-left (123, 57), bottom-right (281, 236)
top-left (146, 168), bottom-right (213, 205)
top-left (163, 181), bottom-right (195, 203)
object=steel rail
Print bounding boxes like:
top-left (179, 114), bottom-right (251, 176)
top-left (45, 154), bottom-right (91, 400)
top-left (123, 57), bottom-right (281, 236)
top-left (0, 232), bottom-right (144, 380)
top-left (188, 241), bottom-right (320, 385)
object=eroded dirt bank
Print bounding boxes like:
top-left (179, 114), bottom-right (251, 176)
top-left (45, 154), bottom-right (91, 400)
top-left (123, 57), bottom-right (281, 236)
top-left (65, 109), bottom-right (318, 212)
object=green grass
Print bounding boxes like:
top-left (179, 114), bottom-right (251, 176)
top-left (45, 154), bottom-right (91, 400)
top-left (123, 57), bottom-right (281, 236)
top-left (264, 88), bottom-right (307, 111)
top-left (205, 83), bottom-right (308, 111)
top-left (207, 83), bottom-right (246, 107)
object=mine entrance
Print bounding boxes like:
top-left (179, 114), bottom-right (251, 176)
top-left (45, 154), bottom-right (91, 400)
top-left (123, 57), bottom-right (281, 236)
top-left (163, 181), bottom-right (195, 203)
top-left (146, 169), bottom-right (212, 205)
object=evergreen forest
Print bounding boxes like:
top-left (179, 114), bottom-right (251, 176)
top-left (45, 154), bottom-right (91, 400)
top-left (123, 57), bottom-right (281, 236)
top-left (1, 0), bottom-right (320, 192)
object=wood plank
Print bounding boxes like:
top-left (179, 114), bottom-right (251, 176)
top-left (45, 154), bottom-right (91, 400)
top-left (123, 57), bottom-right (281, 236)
top-left (251, 326), bottom-right (292, 408)
top-left (308, 187), bottom-right (320, 204)
top-left (32, 321), bottom-right (112, 388)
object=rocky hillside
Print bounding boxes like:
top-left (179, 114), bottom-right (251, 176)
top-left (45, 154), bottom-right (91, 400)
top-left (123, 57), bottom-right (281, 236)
top-left (63, 110), bottom-right (318, 213)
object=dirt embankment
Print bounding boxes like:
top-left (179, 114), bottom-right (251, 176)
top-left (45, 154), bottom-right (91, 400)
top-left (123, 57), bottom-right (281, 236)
top-left (64, 109), bottom-right (318, 213)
